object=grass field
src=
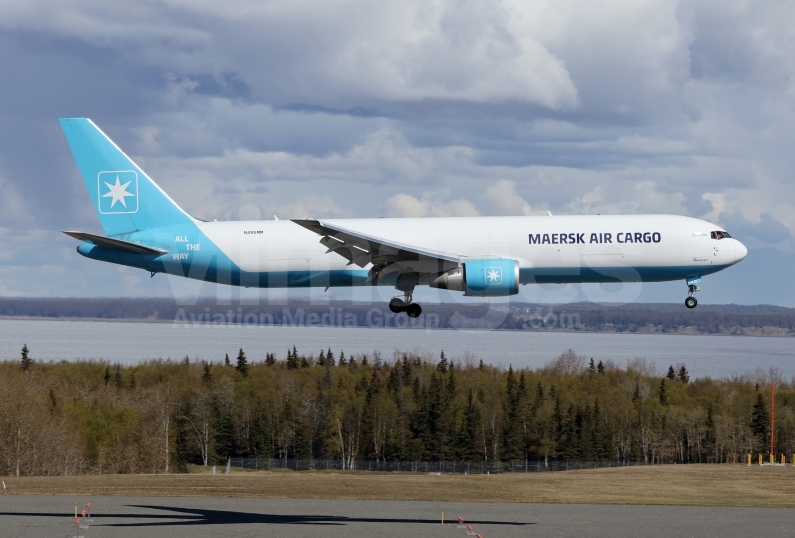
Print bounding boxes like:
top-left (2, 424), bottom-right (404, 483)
top-left (3, 465), bottom-right (795, 507)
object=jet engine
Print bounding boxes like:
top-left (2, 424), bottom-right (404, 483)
top-left (429, 259), bottom-right (519, 297)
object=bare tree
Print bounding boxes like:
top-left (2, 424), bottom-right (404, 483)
top-left (184, 389), bottom-right (213, 465)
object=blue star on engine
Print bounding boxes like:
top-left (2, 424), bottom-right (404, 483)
top-left (484, 267), bottom-right (502, 284)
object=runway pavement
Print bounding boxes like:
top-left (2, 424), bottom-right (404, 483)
top-left (2, 495), bottom-right (794, 537)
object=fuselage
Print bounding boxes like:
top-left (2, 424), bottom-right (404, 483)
top-left (77, 214), bottom-right (747, 288)
top-left (59, 117), bottom-right (748, 303)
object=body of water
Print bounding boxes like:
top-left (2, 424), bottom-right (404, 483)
top-left (0, 318), bottom-right (792, 380)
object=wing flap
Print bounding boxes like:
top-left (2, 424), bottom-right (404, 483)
top-left (293, 219), bottom-right (460, 266)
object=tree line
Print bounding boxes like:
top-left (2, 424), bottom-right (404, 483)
top-left (0, 344), bottom-right (787, 476)
top-left (1, 297), bottom-right (795, 334)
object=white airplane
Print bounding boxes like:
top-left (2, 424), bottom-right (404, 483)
top-left (60, 118), bottom-right (747, 315)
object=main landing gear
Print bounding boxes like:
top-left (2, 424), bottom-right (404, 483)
top-left (685, 284), bottom-right (699, 309)
top-left (389, 271), bottom-right (423, 318)
top-left (389, 294), bottom-right (422, 318)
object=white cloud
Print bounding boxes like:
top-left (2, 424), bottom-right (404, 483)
top-left (0, 0), bottom-right (579, 108)
top-left (385, 192), bottom-right (479, 218)
top-left (485, 179), bottom-right (537, 215)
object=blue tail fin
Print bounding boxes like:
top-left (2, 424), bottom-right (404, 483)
top-left (59, 118), bottom-right (194, 237)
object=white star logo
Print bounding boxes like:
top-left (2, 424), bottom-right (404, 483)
top-left (486, 269), bottom-right (501, 283)
top-left (102, 175), bottom-right (135, 208)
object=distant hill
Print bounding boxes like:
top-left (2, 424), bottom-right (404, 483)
top-left (0, 297), bottom-right (793, 336)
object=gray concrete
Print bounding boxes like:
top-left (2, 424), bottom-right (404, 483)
top-left (1, 495), bottom-right (793, 537)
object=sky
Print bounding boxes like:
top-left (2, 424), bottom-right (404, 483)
top-left (0, 0), bottom-right (794, 306)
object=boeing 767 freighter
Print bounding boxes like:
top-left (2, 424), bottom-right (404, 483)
top-left (60, 118), bottom-right (747, 316)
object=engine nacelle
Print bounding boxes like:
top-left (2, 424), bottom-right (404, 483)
top-left (429, 259), bottom-right (519, 297)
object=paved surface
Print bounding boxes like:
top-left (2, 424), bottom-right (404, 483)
top-left (1, 495), bottom-right (794, 537)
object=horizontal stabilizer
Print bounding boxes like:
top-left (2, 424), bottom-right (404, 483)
top-left (63, 231), bottom-right (167, 255)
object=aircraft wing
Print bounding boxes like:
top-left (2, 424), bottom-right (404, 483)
top-left (63, 231), bottom-right (168, 255)
top-left (292, 219), bottom-right (460, 272)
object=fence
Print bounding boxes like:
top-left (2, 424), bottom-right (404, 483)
top-left (227, 458), bottom-right (650, 473)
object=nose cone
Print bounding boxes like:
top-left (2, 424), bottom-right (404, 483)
top-left (735, 241), bottom-right (748, 263)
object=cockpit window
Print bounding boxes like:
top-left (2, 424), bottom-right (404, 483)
top-left (710, 231), bottom-right (731, 240)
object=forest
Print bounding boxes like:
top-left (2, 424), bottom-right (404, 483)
top-left (0, 345), bottom-right (786, 476)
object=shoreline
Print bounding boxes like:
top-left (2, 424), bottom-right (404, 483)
top-left (0, 315), bottom-right (792, 338)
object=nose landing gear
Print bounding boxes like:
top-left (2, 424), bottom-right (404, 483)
top-left (389, 293), bottom-right (423, 318)
top-left (684, 276), bottom-right (701, 309)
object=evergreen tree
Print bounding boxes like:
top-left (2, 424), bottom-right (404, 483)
top-left (597, 360), bottom-right (605, 374)
top-left (317, 349), bottom-right (326, 366)
top-left (402, 355), bottom-right (412, 385)
top-left (20, 344), bottom-right (32, 371)
top-left (418, 371), bottom-right (450, 460)
top-left (659, 379), bottom-right (668, 406)
top-left (224, 353), bottom-right (231, 366)
top-left (589, 358), bottom-right (596, 376)
top-left (387, 367), bottom-right (401, 394)
top-left (437, 351), bottom-right (448, 373)
top-left (355, 373), bottom-right (369, 393)
top-left (552, 395), bottom-right (563, 459)
top-left (667, 365), bottom-right (676, 380)
top-left (338, 350), bottom-right (347, 366)
top-left (183, 355), bottom-right (190, 366)
top-left (361, 369), bottom-right (383, 459)
top-left (678, 365), bottom-right (690, 383)
top-left (114, 367), bottom-right (123, 389)
top-left (129, 372), bottom-right (137, 389)
top-left (265, 353), bottom-right (275, 366)
top-left (592, 399), bottom-right (610, 460)
top-left (361, 354), bottom-right (368, 366)
top-left (235, 348), bottom-right (249, 377)
top-left (446, 368), bottom-right (456, 398)
top-left (286, 347), bottom-right (299, 369)
top-left (457, 388), bottom-right (481, 461)
top-left (502, 366), bottom-right (523, 461)
top-left (202, 361), bottom-right (212, 382)
top-left (103, 364), bottom-right (111, 386)
top-left (535, 382), bottom-right (544, 404)
top-left (412, 376), bottom-right (421, 403)
top-left (323, 356), bottom-right (334, 387)
top-left (173, 416), bottom-right (191, 473)
top-left (301, 355), bottom-right (310, 368)
top-left (750, 389), bottom-right (769, 449)
top-left (705, 404), bottom-right (716, 462)
top-left (478, 359), bottom-right (485, 370)
top-left (212, 402), bottom-right (236, 463)
top-left (326, 349), bottom-right (335, 366)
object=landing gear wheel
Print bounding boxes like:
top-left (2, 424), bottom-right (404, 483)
top-left (405, 303), bottom-right (422, 318)
top-left (685, 297), bottom-right (697, 309)
top-left (389, 298), bottom-right (406, 313)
